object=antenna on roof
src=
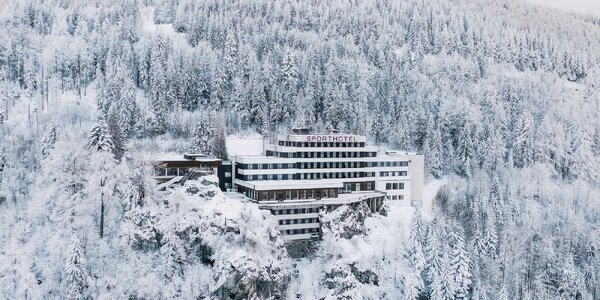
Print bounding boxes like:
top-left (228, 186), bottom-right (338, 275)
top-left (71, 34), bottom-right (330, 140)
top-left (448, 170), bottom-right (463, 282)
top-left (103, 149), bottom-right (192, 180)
top-left (292, 127), bottom-right (311, 134)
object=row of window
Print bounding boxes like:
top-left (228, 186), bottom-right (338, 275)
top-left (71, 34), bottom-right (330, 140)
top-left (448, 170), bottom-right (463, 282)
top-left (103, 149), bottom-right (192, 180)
top-left (272, 208), bottom-right (319, 214)
top-left (238, 161), bottom-right (409, 170)
top-left (284, 228), bottom-right (320, 235)
top-left (155, 167), bottom-right (190, 177)
top-left (294, 151), bottom-right (376, 159)
top-left (237, 172), bottom-right (377, 181)
top-left (279, 141), bottom-right (366, 148)
top-left (386, 182), bottom-right (405, 190)
top-left (278, 218), bottom-right (319, 225)
top-left (380, 171), bottom-right (408, 177)
top-left (388, 195), bottom-right (405, 200)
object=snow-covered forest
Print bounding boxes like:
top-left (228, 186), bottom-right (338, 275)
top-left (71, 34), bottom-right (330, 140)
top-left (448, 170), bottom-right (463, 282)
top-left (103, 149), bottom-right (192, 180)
top-left (0, 0), bottom-right (599, 298)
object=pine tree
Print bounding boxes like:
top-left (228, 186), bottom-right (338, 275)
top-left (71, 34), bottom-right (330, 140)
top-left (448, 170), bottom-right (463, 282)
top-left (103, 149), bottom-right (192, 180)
top-left (483, 216), bottom-right (498, 258)
top-left (223, 31), bottom-right (238, 79)
top-left (568, 122), bottom-right (597, 182)
top-left (64, 234), bottom-right (89, 300)
top-left (426, 226), bottom-right (443, 287)
top-left (211, 65), bottom-right (228, 111)
top-left (498, 283), bottom-right (509, 300)
top-left (88, 113), bottom-right (114, 153)
top-left (0, 146), bottom-right (5, 183)
top-left (450, 229), bottom-right (472, 299)
top-left (212, 124), bottom-right (229, 160)
top-left (161, 228), bottom-right (187, 280)
top-left (0, 98), bottom-right (5, 124)
top-left (41, 122), bottom-right (60, 156)
top-left (429, 124), bottom-right (444, 178)
top-left (107, 105), bottom-right (126, 159)
top-left (191, 113), bottom-right (215, 154)
top-left (484, 123), bottom-right (505, 171)
top-left (371, 98), bottom-right (386, 144)
top-left (513, 112), bottom-right (535, 168)
top-left (458, 123), bottom-right (474, 177)
top-left (404, 269), bottom-right (423, 300)
top-left (489, 176), bottom-right (504, 224)
top-left (431, 251), bottom-right (455, 300)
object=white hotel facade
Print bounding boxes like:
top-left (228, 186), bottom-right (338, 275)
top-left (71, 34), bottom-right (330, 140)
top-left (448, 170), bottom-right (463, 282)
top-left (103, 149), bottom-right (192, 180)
top-left (230, 129), bottom-right (424, 242)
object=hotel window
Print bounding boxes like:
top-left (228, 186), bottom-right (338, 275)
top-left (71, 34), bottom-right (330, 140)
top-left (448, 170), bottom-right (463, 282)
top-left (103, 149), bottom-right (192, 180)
top-left (399, 183), bottom-right (404, 189)
top-left (393, 183), bottom-right (398, 189)
top-left (366, 182), bottom-right (373, 190)
top-left (398, 195), bottom-right (404, 200)
top-left (386, 183), bottom-right (392, 190)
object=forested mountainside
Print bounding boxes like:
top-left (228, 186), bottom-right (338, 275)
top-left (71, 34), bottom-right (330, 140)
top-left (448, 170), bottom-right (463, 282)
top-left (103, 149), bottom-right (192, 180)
top-left (0, 0), bottom-right (599, 299)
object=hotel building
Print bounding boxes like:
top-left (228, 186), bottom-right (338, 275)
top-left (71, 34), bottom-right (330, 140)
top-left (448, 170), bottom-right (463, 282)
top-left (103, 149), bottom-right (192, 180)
top-left (231, 129), bottom-right (424, 242)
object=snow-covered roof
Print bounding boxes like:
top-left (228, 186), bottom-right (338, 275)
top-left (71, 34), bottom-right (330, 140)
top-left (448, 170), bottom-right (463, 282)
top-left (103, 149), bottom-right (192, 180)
top-left (154, 152), bottom-right (221, 162)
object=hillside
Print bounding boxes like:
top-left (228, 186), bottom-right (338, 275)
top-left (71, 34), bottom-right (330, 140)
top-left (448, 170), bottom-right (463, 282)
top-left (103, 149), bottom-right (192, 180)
top-left (0, 0), bottom-right (599, 299)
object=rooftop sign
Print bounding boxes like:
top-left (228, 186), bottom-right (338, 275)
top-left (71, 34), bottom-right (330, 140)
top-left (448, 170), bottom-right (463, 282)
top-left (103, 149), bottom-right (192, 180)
top-left (279, 133), bottom-right (367, 143)
top-left (305, 135), bottom-right (358, 142)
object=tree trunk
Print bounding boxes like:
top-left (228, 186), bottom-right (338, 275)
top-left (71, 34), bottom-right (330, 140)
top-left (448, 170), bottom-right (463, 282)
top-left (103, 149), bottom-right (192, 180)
top-left (100, 197), bottom-right (105, 238)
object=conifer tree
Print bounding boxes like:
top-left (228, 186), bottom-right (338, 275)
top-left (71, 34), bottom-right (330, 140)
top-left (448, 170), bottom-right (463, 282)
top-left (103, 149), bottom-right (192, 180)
top-left (483, 216), bottom-right (498, 258)
top-left (497, 283), bottom-right (509, 300)
top-left (513, 112), bottom-right (535, 168)
top-left (0, 98), bottom-right (5, 125)
top-left (41, 122), bottom-right (60, 156)
top-left (404, 269), bottom-right (423, 300)
top-left (431, 251), bottom-right (455, 300)
top-left (450, 229), bottom-right (472, 299)
top-left (429, 124), bottom-right (444, 178)
top-left (0, 146), bottom-right (5, 183)
top-left (65, 234), bottom-right (89, 300)
top-left (191, 113), bottom-right (215, 154)
top-left (88, 113), bottom-right (114, 153)
top-left (161, 228), bottom-right (187, 280)
top-left (212, 124), bottom-right (229, 160)
top-left (458, 123), bottom-right (474, 177)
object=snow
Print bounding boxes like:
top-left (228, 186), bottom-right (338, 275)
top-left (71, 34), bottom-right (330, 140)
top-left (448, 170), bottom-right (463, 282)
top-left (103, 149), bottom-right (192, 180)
top-left (422, 178), bottom-right (447, 212)
top-left (140, 6), bottom-right (192, 51)
top-left (226, 133), bottom-right (265, 157)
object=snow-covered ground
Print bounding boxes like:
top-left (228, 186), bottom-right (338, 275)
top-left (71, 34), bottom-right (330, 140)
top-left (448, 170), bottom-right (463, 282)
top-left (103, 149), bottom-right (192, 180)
top-left (140, 6), bottom-right (192, 50)
top-left (422, 178), bottom-right (446, 212)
